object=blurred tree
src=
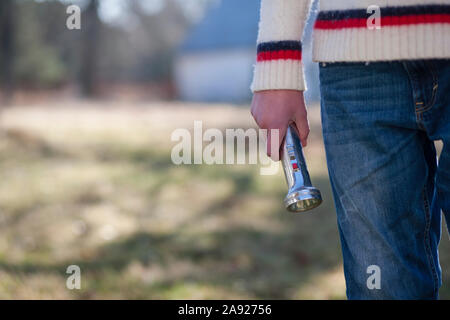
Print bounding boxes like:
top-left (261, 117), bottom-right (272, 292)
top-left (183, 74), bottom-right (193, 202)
top-left (0, 0), bottom-right (15, 103)
top-left (80, 0), bottom-right (101, 97)
top-left (0, 0), bottom-right (213, 101)
top-left (14, 1), bottom-right (67, 88)
top-left (130, 0), bottom-right (189, 82)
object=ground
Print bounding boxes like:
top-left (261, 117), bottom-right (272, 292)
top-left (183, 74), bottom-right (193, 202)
top-left (0, 101), bottom-right (448, 299)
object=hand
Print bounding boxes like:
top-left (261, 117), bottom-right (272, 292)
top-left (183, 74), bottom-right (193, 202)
top-left (250, 90), bottom-right (309, 161)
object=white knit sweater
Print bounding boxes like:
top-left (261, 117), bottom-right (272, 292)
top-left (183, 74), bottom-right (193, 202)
top-left (251, 0), bottom-right (450, 92)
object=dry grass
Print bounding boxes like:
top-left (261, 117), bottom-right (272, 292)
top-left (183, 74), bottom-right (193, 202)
top-left (0, 100), bottom-right (448, 299)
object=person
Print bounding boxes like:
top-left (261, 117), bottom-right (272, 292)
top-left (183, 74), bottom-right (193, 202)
top-left (250, 0), bottom-right (450, 299)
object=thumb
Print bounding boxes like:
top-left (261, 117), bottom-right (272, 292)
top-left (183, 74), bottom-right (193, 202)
top-left (294, 112), bottom-right (310, 148)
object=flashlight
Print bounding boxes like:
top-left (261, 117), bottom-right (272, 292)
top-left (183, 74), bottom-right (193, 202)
top-left (281, 124), bottom-right (322, 212)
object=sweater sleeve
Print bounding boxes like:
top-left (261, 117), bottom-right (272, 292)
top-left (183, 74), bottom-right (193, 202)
top-left (251, 0), bottom-right (312, 92)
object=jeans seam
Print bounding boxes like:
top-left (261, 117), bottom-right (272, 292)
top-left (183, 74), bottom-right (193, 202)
top-left (422, 189), bottom-right (439, 297)
top-left (416, 61), bottom-right (438, 114)
top-left (401, 61), bottom-right (426, 130)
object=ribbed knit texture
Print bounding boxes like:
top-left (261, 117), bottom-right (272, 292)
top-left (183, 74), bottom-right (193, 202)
top-left (251, 0), bottom-right (450, 92)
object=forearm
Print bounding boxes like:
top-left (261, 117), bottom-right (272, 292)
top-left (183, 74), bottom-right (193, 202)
top-left (251, 0), bottom-right (312, 92)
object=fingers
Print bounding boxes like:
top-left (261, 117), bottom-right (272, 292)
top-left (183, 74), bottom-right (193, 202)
top-left (266, 126), bottom-right (286, 162)
top-left (251, 114), bottom-right (286, 162)
top-left (294, 109), bottom-right (310, 147)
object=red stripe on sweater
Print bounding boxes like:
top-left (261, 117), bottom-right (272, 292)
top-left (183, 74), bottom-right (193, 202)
top-left (257, 50), bottom-right (302, 62)
top-left (314, 13), bottom-right (450, 30)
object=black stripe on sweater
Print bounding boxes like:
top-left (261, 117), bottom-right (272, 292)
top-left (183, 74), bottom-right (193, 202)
top-left (317, 4), bottom-right (450, 21)
top-left (257, 40), bottom-right (302, 53)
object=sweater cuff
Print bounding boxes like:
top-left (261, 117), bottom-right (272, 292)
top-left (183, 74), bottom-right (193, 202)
top-left (251, 41), bottom-right (306, 92)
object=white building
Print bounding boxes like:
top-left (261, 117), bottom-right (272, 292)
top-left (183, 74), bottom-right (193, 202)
top-left (175, 0), bottom-right (319, 103)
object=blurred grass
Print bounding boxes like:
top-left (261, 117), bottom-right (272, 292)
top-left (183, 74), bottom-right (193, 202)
top-left (0, 101), bottom-right (448, 299)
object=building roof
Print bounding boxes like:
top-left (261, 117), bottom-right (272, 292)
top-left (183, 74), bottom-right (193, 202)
top-left (179, 0), bottom-right (260, 53)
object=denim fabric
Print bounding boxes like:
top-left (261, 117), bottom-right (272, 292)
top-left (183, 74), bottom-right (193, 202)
top-left (319, 59), bottom-right (450, 300)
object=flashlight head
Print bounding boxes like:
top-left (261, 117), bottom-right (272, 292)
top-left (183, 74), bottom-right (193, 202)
top-left (284, 186), bottom-right (322, 212)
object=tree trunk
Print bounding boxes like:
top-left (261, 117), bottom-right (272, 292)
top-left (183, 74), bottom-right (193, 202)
top-left (80, 0), bottom-right (100, 97)
top-left (0, 0), bottom-right (15, 104)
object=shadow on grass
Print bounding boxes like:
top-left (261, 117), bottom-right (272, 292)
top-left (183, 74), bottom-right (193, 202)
top-left (0, 170), bottom-right (344, 299)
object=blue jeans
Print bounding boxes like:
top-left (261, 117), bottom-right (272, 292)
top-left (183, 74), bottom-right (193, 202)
top-left (319, 59), bottom-right (450, 300)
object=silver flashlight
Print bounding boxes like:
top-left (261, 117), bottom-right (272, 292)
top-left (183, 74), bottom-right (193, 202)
top-left (281, 124), bottom-right (322, 212)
